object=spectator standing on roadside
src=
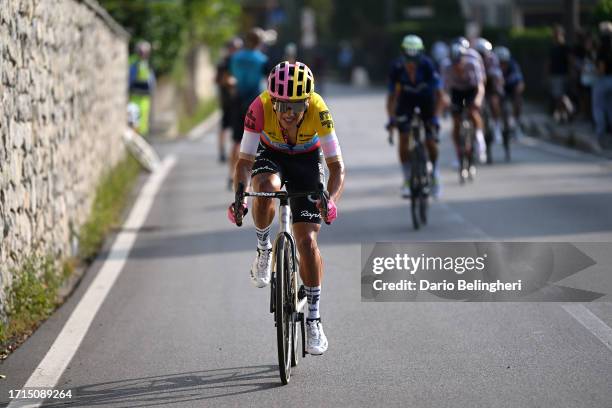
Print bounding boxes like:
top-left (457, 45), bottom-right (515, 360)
top-left (228, 28), bottom-right (269, 189)
top-left (593, 21), bottom-right (612, 145)
top-left (129, 41), bottom-right (156, 136)
top-left (575, 32), bottom-right (598, 120)
top-left (216, 37), bottom-right (243, 163)
top-left (548, 25), bottom-right (574, 123)
top-left (338, 41), bottom-right (354, 83)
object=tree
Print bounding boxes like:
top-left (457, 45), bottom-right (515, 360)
top-left (98, 0), bottom-right (240, 76)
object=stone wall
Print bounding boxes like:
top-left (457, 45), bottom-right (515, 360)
top-left (0, 0), bottom-right (128, 312)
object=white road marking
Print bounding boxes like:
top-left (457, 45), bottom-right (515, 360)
top-left (187, 110), bottom-right (221, 140)
top-left (7, 155), bottom-right (177, 408)
top-left (562, 304), bottom-right (612, 352)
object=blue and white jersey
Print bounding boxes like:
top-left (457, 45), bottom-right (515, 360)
top-left (502, 58), bottom-right (524, 88)
top-left (388, 55), bottom-right (441, 100)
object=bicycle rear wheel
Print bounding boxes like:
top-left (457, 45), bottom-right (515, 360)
top-left (275, 234), bottom-right (292, 384)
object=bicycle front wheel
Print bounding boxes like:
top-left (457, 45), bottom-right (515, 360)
top-left (275, 234), bottom-right (292, 384)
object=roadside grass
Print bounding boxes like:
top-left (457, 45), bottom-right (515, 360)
top-left (78, 155), bottom-right (141, 262)
top-left (0, 257), bottom-right (73, 357)
top-left (0, 155), bottom-right (141, 357)
top-left (178, 97), bottom-right (218, 136)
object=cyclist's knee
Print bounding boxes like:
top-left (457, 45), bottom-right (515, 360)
top-left (296, 233), bottom-right (318, 256)
top-left (253, 174), bottom-right (280, 192)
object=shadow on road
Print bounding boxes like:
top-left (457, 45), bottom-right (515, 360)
top-left (36, 365), bottom-right (281, 407)
top-left (102, 190), bottom-right (612, 262)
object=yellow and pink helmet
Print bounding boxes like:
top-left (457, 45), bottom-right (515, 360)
top-left (267, 61), bottom-right (314, 101)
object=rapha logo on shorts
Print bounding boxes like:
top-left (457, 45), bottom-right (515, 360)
top-left (254, 165), bottom-right (276, 173)
top-left (300, 210), bottom-right (321, 220)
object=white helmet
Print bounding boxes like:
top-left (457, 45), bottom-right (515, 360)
top-left (494, 46), bottom-right (511, 63)
top-left (474, 38), bottom-right (493, 55)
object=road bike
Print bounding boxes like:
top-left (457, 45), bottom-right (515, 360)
top-left (482, 101), bottom-right (495, 165)
top-left (387, 108), bottom-right (431, 230)
top-left (407, 108), bottom-right (430, 230)
top-left (500, 95), bottom-right (517, 162)
top-left (233, 182), bottom-right (329, 384)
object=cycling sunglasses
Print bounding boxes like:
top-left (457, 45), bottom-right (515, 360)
top-left (272, 99), bottom-right (309, 113)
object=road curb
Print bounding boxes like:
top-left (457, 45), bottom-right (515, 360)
top-left (521, 114), bottom-right (612, 159)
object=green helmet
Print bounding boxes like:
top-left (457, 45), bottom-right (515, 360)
top-left (401, 35), bottom-right (424, 57)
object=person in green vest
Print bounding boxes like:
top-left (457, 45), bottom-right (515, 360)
top-left (129, 41), bottom-right (156, 136)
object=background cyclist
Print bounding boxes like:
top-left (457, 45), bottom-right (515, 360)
top-left (474, 37), bottom-right (505, 148)
top-left (386, 35), bottom-right (444, 198)
top-left (228, 61), bottom-right (345, 356)
top-left (495, 46), bottom-right (525, 139)
top-left (443, 42), bottom-right (487, 164)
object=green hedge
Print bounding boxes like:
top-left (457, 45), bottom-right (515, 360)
top-left (506, 27), bottom-right (553, 100)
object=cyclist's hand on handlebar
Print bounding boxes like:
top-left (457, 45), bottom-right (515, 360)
top-left (316, 199), bottom-right (338, 224)
top-left (227, 202), bottom-right (248, 225)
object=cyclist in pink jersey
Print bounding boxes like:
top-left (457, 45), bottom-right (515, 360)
top-left (228, 61), bottom-right (345, 355)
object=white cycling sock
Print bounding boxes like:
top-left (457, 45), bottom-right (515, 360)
top-left (255, 224), bottom-right (272, 249)
top-left (475, 129), bottom-right (486, 153)
top-left (305, 285), bottom-right (321, 320)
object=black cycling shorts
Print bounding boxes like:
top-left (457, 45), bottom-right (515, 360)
top-left (251, 144), bottom-right (324, 224)
top-left (395, 95), bottom-right (436, 141)
top-left (486, 76), bottom-right (504, 97)
top-left (451, 87), bottom-right (478, 114)
top-left (504, 82), bottom-right (520, 98)
top-left (221, 106), bottom-right (233, 129)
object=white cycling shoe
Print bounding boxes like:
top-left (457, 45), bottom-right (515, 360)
top-left (306, 319), bottom-right (328, 355)
top-left (250, 247), bottom-right (272, 288)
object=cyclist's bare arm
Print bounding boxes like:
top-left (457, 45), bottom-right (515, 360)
top-left (386, 84), bottom-right (401, 119)
top-left (233, 155), bottom-right (254, 195)
top-left (325, 158), bottom-right (345, 203)
top-left (474, 82), bottom-right (485, 109)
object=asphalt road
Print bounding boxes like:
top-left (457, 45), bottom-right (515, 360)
top-left (2, 86), bottom-right (612, 407)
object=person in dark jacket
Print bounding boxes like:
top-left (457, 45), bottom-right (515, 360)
top-left (216, 37), bottom-right (243, 163)
top-left (593, 21), bottom-right (612, 144)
